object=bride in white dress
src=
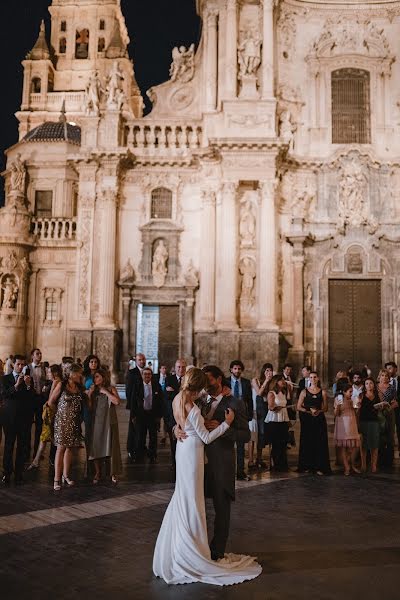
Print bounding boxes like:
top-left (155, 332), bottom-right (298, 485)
top-left (153, 368), bottom-right (262, 586)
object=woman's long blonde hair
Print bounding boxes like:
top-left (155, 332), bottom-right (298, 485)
top-left (177, 367), bottom-right (207, 425)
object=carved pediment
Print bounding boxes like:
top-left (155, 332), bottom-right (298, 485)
top-left (311, 18), bottom-right (391, 60)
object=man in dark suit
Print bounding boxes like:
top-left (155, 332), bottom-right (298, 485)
top-left (226, 360), bottom-right (252, 481)
top-left (200, 365), bottom-right (251, 560)
top-left (164, 358), bottom-right (186, 469)
top-left (130, 367), bottom-right (163, 463)
top-left (125, 352), bottom-right (146, 461)
top-left (298, 365), bottom-right (312, 394)
top-left (2, 355), bottom-right (35, 484)
top-left (385, 361), bottom-right (400, 452)
top-left (29, 348), bottom-right (47, 458)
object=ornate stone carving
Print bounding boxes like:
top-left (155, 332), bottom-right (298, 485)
top-left (169, 86), bottom-right (195, 111)
top-left (83, 71), bottom-right (102, 116)
top-left (338, 156), bottom-right (377, 231)
top-left (277, 5), bottom-right (297, 61)
top-left (280, 172), bottom-right (316, 219)
top-left (169, 44), bottom-right (195, 83)
top-left (78, 212), bottom-right (92, 315)
top-left (239, 256), bottom-right (256, 315)
top-left (120, 258), bottom-right (135, 283)
top-left (9, 154), bottom-right (26, 193)
top-left (239, 193), bottom-right (257, 248)
top-left (312, 18), bottom-right (391, 59)
top-left (279, 110), bottom-right (295, 150)
top-left (184, 260), bottom-right (199, 288)
top-left (1, 275), bottom-right (18, 310)
top-left (152, 239), bottom-right (169, 288)
top-left (1, 251), bottom-right (19, 273)
top-left (105, 61), bottom-right (125, 110)
top-left (238, 30), bottom-right (262, 76)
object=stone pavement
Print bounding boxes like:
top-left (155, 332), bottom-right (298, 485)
top-left (1, 403), bottom-right (400, 600)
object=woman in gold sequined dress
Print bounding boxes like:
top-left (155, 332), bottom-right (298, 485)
top-left (49, 364), bottom-right (86, 491)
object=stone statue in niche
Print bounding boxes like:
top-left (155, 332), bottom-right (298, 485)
top-left (239, 256), bottom-right (256, 313)
top-left (239, 196), bottom-right (257, 247)
top-left (338, 158), bottom-right (375, 230)
top-left (238, 30), bottom-right (262, 76)
top-left (1, 276), bottom-right (18, 310)
top-left (106, 61), bottom-right (125, 110)
top-left (169, 44), bottom-right (195, 83)
top-left (10, 154), bottom-right (26, 193)
top-left (84, 71), bottom-right (102, 116)
top-left (152, 240), bottom-right (169, 288)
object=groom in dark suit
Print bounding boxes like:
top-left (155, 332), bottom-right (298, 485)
top-left (200, 365), bottom-right (250, 560)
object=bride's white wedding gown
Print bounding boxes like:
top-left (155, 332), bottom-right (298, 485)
top-left (153, 403), bottom-right (262, 586)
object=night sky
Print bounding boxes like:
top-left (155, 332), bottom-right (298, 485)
top-left (0, 0), bottom-right (201, 203)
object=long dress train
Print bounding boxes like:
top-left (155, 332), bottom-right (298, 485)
top-left (153, 403), bottom-right (262, 586)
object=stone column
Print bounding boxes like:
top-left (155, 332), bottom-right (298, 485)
top-left (183, 290), bottom-right (195, 364)
top-left (257, 181), bottom-right (277, 329)
top-left (225, 0), bottom-right (238, 99)
top-left (198, 190), bottom-right (216, 330)
top-left (215, 182), bottom-right (238, 330)
top-left (291, 241), bottom-right (305, 351)
top-left (205, 10), bottom-right (218, 111)
top-left (119, 283), bottom-right (133, 366)
top-left (261, 0), bottom-right (274, 99)
top-left (97, 189), bottom-right (117, 327)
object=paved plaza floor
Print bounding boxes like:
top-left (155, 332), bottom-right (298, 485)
top-left (1, 404), bottom-right (400, 600)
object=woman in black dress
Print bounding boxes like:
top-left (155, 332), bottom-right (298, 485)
top-left (297, 371), bottom-right (331, 475)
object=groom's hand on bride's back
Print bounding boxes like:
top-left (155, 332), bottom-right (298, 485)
top-left (224, 407), bottom-right (235, 426)
top-left (204, 419), bottom-right (220, 431)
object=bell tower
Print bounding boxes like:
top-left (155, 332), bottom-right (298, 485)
top-left (17, 0), bottom-right (142, 138)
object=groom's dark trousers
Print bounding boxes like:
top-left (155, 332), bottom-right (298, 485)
top-left (204, 394), bottom-right (250, 559)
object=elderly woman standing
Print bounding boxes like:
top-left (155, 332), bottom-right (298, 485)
top-left (88, 368), bottom-right (122, 484)
top-left (377, 369), bottom-right (397, 467)
top-left (49, 363), bottom-right (86, 491)
top-left (297, 371), bottom-right (331, 475)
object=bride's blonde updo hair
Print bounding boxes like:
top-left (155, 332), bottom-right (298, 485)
top-left (178, 367), bottom-right (207, 424)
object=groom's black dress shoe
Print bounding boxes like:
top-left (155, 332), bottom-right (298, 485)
top-left (237, 473), bottom-right (251, 481)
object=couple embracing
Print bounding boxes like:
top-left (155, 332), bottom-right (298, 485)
top-left (153, 365), bottom-right (262, 586)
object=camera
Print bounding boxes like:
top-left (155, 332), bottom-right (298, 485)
top-left (22, 365), bottom-right (30, 376)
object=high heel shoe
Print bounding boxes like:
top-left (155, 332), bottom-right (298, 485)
top-left (62, 475), bottom-right (75, 486)
top-left (53, 480), bottom-right (61, 491)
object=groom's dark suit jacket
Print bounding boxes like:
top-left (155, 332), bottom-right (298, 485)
top-left (204, 394), bottom-right (250, 501)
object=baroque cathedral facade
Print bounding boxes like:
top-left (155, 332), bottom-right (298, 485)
top-left (1, 0), bottom-right (400, 381)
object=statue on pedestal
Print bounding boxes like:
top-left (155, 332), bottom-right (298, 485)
top-left (152, 240), bottom-right (169, 288)
top-left (239, 256), bottom-right (256, 315)
top-left (238, 31), bottom-right (261, 76)
top-left (184, 260), bottom-right (199, 287)
top-left (106, 62), bottom-right (125, 110)
top-left (239, 197), bottom-right (257, 247)
top-left (84, 71), bottom-right (102, 116)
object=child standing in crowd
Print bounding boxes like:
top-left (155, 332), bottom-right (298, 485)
top-left (27, 364), bottom-right (63, 470)
top-left (334, 383), bottom-right (360, 475)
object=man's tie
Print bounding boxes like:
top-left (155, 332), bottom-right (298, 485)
top-left (178, 377), bottom-right (181, 387)
top-left (234, 380), bottom-right (240, 398)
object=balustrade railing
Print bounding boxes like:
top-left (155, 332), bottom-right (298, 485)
top-left (29, 91), bottom-right (84, 112)
top-left (31, 217), bottom-right (77, 241)
top-left (124, 122), bottom-right (203, 153)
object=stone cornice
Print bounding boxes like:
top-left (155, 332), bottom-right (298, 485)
top-left (284, 0), bottom-right (400, 18)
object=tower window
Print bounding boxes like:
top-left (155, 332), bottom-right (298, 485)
top-left (59, 37), bottom-right (67, 54)
top-left (60, 21), bottom-right (67, 32)
top-left (151, 188), bottom-right (173, 219)
top-left (75, 28), bottom-right (89, 59)
top-left (332, 68), bottom-right (371, 144)
top-left (35, 190), bottom-right (53, 218)
top-left (31, 77), bottom-right (41, 93)
top-left (99, 19), bottom-right (105, 30)
top-left (98, 37), bottom-right (105, 52)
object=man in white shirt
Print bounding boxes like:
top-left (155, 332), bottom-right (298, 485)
top-left (351, 372), bottom-right (363, 407)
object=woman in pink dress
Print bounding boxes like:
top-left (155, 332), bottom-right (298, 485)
top-left (334, 383), bottom-right (360, 475)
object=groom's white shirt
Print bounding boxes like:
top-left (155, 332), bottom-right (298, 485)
top-left (207, 393), bottom-right (224, 419)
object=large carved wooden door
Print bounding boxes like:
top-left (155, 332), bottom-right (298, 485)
top-left (328, 280), bottom-right (382, 383)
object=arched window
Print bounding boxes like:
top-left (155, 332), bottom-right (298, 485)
top-left (59, 37), bottom-right (67, 54)
top-left (60, 21), bottom-right (67, 32)
top-left (31, 77), bottom-right (41, 93)
top-left (99, 19), bottom-right (105, 30)
top-left (98, 37), bottom-right (105, 52)
top-left (151, 187), bottom-right (173, 219)
top-left (75, 28), bottom-right (89, 59)
top-left (332, 68), bottom-right (371, 144)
